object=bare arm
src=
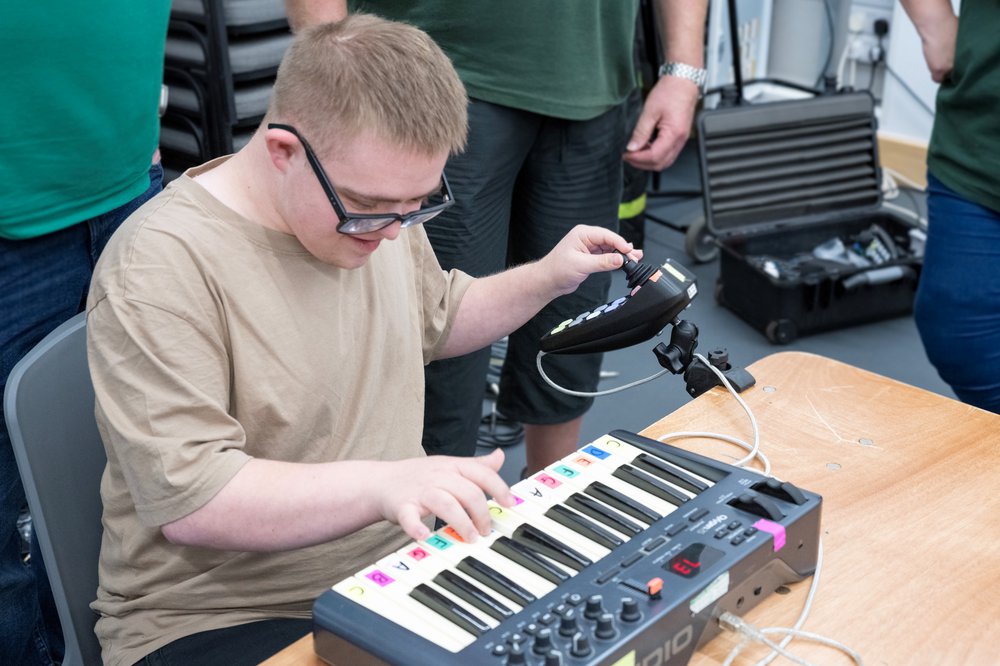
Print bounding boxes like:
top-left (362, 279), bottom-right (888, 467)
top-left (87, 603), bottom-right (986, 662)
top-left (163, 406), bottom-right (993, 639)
top-left (162, 449), bottom-right (514, 550)
top-left (284, 0), bottom-right (347, 32)
top-left (625, 0), bottom-right (709, 171)
top-left (898, 0), bottom-right (958, 82)
top-left (438, 225), bottom-right (636, 359)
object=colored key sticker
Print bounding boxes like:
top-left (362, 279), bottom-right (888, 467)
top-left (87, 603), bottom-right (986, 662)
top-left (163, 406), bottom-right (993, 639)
top-left (407, 546), bottom-right (430, 560)
top-left (583, 444), bottom-right (611, 459)
top-left (425, 534), bottom-right (453, 551)
top-left (534, 473), bottom-right (562, 488)
top-left (365, 569), bottom-right (395, 587)
top-left (552, 464), bottom-right (579, 478)
top-left (442, 526), bottom-right (466, 543)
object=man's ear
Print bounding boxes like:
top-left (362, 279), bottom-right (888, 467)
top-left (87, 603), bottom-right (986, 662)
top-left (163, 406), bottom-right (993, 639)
top-left (264, 126), bottom-right (299, 173)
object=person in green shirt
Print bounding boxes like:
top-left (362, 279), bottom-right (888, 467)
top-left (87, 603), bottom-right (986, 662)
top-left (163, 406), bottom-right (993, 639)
top-left (900, 0), bottom-right (1000, 414)
top-left (286, 0), bottom-right (708, 474)
top-left (0, 4), bottom-right (169, 663)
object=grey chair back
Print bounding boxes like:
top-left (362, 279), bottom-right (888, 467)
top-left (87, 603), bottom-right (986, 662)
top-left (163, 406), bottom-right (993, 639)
top-left (4, 312), bottom-right (105, 666)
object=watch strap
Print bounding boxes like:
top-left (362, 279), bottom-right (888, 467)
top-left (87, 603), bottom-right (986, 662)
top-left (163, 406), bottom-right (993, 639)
top-left (658, 62), bottom-right (707, 92)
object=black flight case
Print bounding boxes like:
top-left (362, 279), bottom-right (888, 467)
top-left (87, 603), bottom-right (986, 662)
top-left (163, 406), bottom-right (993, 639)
top-left (697, 92), bottom-right (924, 344)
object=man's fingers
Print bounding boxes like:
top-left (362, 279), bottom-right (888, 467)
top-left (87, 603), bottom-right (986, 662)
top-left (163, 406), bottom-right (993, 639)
top-left (626, 109), bottom-right (657, 153)
top-left (396, 502), bottom-right (431, 541)
top-left (422, 487), bottom-right (484, 543)
top-left (464, 451), bottom-right (516, 507)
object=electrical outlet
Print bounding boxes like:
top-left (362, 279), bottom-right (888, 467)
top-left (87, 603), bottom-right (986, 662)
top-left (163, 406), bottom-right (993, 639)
top-left (848, 34), bottom-right (880, 63)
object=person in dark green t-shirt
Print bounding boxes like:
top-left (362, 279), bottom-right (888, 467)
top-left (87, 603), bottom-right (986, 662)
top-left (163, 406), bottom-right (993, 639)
top-left (286, 0), bottom-right (708, 473)
top-left (0, 5), bottom-right (170, 664)
top-left (900, 0), bottom-right (1000, 414)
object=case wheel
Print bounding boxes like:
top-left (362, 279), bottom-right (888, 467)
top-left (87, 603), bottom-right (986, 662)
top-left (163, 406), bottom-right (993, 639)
top-left (714, 281), bottom-right (725, 304)
top-left (765, 319), bottom-right (798, 345)
top-left (684, 217), bottom-right (719, 264)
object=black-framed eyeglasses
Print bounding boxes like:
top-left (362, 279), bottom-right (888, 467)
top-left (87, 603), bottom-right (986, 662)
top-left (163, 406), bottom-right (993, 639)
top-left (267, 123), bottom-right (454, 235)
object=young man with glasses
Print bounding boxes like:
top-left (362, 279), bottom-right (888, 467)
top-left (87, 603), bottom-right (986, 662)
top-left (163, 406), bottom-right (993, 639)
top-left (85, 16), bottom-right (637, 665)
top-left (286, 0), bottom-right (708, 476)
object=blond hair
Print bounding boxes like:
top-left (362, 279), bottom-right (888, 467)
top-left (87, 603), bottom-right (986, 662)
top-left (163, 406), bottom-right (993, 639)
top-left (268, 14), bottom-right (467, 156)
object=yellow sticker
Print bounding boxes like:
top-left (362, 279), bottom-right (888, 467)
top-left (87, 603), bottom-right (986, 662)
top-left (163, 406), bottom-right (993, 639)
top-left (610, 651), bottom-right (637, 666)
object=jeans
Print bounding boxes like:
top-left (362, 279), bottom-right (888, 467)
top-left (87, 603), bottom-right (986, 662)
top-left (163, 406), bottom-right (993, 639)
top-left (914, 172), bottom-right (1000, 414)
top-left (0, 162), bottom-right (163, 665)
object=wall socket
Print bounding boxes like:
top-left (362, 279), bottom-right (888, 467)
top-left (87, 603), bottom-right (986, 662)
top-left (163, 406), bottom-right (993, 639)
top-left (847, 2), bottom-right (893, 63)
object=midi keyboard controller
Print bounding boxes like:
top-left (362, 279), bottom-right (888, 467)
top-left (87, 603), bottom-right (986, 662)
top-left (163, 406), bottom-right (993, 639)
top-left (313, 429), bottom-right (822, 665)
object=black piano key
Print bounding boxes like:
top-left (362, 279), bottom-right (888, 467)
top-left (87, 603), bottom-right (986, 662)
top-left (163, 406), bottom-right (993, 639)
top-left (613, 465), bottom-right (689, 506)
top-left (544, 504), bottom-right (624, 550)
top-left (433, 569), bottom-right (515, 621)
top-left (457, 556), bottom-right (536, 606)
top-left (565, 492), bottom-right (643, 536)
top-left (409, 583), bottom-right (491, 636)
top-left (511, 524), bottom-right (592, 572)
top-left (584, 481), bottom-right (661, 524)
top-left (608, 429), bottom-right (726, 482)
top-left (632, 453), bottom-right (710, 494)
top-left (491, 536), bottom-right (570, 585)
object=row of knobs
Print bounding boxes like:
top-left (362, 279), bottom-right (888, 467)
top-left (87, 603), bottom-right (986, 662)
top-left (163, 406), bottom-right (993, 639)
top-left (505, 595), bottom-right (642, 665)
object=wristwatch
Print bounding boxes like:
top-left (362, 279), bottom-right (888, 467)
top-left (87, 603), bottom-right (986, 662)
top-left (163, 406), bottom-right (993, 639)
top-left (658, 62), bottom-right (708, 93)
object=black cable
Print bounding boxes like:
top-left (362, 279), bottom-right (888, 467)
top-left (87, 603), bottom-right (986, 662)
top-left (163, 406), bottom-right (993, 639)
top-left (814, 0), bottom-right (836, 89)
top-left (886, 64), bottom-right (936, 116)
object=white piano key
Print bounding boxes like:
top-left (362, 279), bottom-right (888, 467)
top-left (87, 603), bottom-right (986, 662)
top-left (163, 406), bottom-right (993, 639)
top-left (512, 476), bottom-right (637, 542)
top-left (487, 500), bottom-right (609, 568)
top-left (334, 574), bottom-right (474, 651)
top-left (360, 563), bottom-right (500, 633)
top-left (414, 530), bottom-right (557, 599)
top-left (392, 545), bottom-right (523, 614)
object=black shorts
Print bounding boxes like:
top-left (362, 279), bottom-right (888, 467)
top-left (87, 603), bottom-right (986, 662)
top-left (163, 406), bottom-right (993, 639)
top-left (422, 98), bottom-right (629, 455)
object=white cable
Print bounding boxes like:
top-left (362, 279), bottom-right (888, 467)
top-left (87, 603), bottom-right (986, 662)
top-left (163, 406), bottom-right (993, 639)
top-left (659, 353), bottom-right (768, 474)
top-left (882, 166), bottom-right (925, 192)
top-left (536, 350), bottom-right (671, 397)
top-left (659, 431), bottom-right (772, 477)
top-left (882, 201), bottom-right (928, 229)
top-left (880, 169), bottom-right (900, 200)
top-left (835, 33), bottom-right (857, 89)
top-left (539, 348), bottom-right (771, 473)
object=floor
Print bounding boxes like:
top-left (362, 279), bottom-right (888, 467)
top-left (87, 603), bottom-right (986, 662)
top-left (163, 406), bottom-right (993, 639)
top-left (481, 144), bottom-right (948, 484)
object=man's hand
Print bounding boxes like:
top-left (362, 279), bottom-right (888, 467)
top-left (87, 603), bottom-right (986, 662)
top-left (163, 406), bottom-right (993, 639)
top-left (440, 226), bottom-right (639, 359)
top-left (376, 449), bottom-right (516, 543)
top-left (538, 225), bottom-right (641, 297)
top-left (624, 75), bottom-right (700, 172)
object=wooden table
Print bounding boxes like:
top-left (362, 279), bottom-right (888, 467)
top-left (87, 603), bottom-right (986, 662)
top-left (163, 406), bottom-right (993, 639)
top-left (262, 351), bottom-right (1000, 666)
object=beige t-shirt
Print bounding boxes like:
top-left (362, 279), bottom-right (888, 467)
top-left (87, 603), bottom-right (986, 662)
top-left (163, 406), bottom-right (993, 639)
top-left (86, 161), bottom-right (474, 666)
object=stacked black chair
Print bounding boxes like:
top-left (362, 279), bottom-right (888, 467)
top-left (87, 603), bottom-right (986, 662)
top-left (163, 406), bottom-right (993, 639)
top-left (161, 0), bottom-right (292, 181)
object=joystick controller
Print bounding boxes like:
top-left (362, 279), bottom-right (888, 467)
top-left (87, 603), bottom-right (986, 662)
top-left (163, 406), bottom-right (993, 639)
top-left (539, 255), bottom-right (697, 355)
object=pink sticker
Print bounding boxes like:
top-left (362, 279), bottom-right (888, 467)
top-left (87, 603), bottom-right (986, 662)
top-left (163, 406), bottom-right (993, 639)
top-left (753, 519), bottom-right (786, 551)
top-left (407, 547), bottom-right (429, 560)
top-left (535, 473), bottom-right (561, 488)
top-left (511, 493), bottom-right (524, 505)
top-left (365, 569), bottom-right (395, 587)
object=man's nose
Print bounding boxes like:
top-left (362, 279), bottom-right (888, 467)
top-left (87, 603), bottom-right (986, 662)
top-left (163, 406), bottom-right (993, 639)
top-left (377, 220), bottom-right (403, 240)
